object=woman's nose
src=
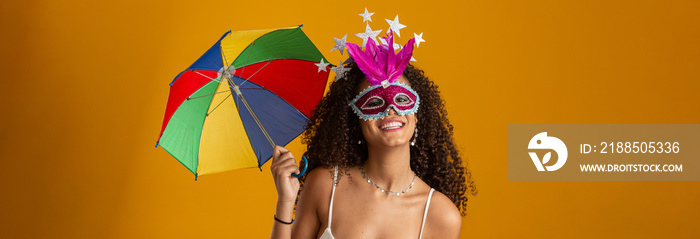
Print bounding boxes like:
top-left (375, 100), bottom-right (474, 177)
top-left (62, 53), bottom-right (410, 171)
top-left (387, 107), bottom-right (398, 116)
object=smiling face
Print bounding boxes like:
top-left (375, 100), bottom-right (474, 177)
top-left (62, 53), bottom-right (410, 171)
top-left (356, 76), bottom-right (418, 148)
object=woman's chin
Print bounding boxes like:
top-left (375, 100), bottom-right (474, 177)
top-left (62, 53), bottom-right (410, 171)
top-left (369, 139), bottom-right (411, 148)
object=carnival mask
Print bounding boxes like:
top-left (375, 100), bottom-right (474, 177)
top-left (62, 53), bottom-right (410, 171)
top-left (346, 31), bottom-right (419, 120)
top-left (350, 82), bottom-right (419, 120)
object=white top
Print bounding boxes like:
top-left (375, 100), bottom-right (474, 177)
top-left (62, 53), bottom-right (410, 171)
top-left (319, 166), bottom-right (436, 239)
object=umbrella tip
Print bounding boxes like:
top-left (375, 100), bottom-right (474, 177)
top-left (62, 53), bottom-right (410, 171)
top-left (155, 142), bottom-right (159, 148)
top-left (194, 174), bottom-right (198, 181)
top-left (299, 24), bottom-right (304, 28)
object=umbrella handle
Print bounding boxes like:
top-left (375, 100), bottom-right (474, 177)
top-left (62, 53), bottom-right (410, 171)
top-left (291, 156), bottom-right (308, 178)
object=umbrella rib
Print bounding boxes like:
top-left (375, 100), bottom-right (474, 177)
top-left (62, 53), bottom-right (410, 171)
top-left (229, 79), bottom-right (276, 149)
top-left (187, 90), bottom-right (230, 101)
top-left (220, 39), bottom-right (275, 148)
top-left (192, 70), bottom-right (221, 83)
top-left (237, 92), bottom-right (276, 149)
top-left (206, 93), bottom-right (232, 116)
top-left (240, 60), bottom-right (272, 86)
top-left (238, 41), bottom-right (256, 80)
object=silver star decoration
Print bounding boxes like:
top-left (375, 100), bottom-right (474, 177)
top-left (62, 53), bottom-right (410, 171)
top-left (331, 34), bottom-right (347, 55)
top-left (414, 32), bottom-right (425, 47)
top-left (315, 58), bottom-right (330, 72)
top-left (355, 23), bottom-right (382, 48)
top-left (385, 15), bottom-right (407, 37)
top-left (411, 56), bottom-right (417, 62)
top-left (331, 61), bottom-right (350, 81)
top-left (359, 8), bottom-right (374, 22)
top-left (378, 37), bottom-right (401, 50)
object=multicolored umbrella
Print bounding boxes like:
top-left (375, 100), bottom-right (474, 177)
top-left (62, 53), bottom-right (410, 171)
top-left (157, 26), bottom-right (329, 179)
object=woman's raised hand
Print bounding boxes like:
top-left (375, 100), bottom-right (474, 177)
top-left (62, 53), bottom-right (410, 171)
top-left (270, 146), bottom-right (299, 238)
top-left (271, 145), bottom-right (301, 203)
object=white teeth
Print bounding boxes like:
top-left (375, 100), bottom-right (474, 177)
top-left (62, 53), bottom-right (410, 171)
top-left (379, 122), bottom-right (404, 130)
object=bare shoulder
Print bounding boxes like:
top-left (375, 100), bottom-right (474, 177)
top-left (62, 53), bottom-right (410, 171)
top-left (425, 191), bottom-right (462, 238)
top-left (292, 167), bottom-right (336, 238)
top-left (304, 167), bottom-right (333, 186)
top-left (299, 167), bottom-right (336, 200)
top-left (297, 167), bottom-right (337, 212)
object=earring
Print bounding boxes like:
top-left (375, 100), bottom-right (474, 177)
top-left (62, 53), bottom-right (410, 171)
top-left (410, 128), bottom-right (418, 146)
top-left (358, 140), bottom-right (363, 145)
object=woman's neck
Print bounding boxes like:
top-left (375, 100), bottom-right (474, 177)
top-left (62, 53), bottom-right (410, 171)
top-left (363, 144), bottom-right (413, 192)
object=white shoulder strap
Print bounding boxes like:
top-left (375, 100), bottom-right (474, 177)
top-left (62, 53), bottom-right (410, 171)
top-left (327, 166), bottom-right (339, 227)
top-left (418, 188), bottom-right (435, 239)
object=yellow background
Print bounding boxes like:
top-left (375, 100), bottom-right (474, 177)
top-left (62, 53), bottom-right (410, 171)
top-left (1, 0), bottom-right (698, 238)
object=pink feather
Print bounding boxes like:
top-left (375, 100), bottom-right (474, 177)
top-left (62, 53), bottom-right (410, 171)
top-left (346, 31), bottom-right (415, 86)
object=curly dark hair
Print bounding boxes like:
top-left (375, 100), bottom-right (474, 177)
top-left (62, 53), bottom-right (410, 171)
top-left (299, 62), bottom-right (477, 216)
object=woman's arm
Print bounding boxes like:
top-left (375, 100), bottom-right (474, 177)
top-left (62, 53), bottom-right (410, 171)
top-left (290, 168), bottom-right (331, 238)
top-left (270, 146), bottom-right (301, 239)
top-left (270, 146), bottom-right (328, 238)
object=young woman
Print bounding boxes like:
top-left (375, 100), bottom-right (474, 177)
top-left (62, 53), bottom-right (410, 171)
top-left (270, 33), bottom-right (476, 239)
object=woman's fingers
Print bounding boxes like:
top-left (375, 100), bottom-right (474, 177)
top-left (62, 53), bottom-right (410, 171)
top-left (270, 146), bottom-right (301, 203)
top-left (274, 160), bottom-right (300, 180)
top-left (282, 164), bottom-right (301, 176)
top-left (271, 146), bottom-right (300, 176)
top-left (272, 146), bottom-right (294, 164)
top-left (271, 146), bottom-right (295, 170)
top-left (272, 154), bottom-right (298, 174)
top-left (272, 145), bottom-right (290, 162)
